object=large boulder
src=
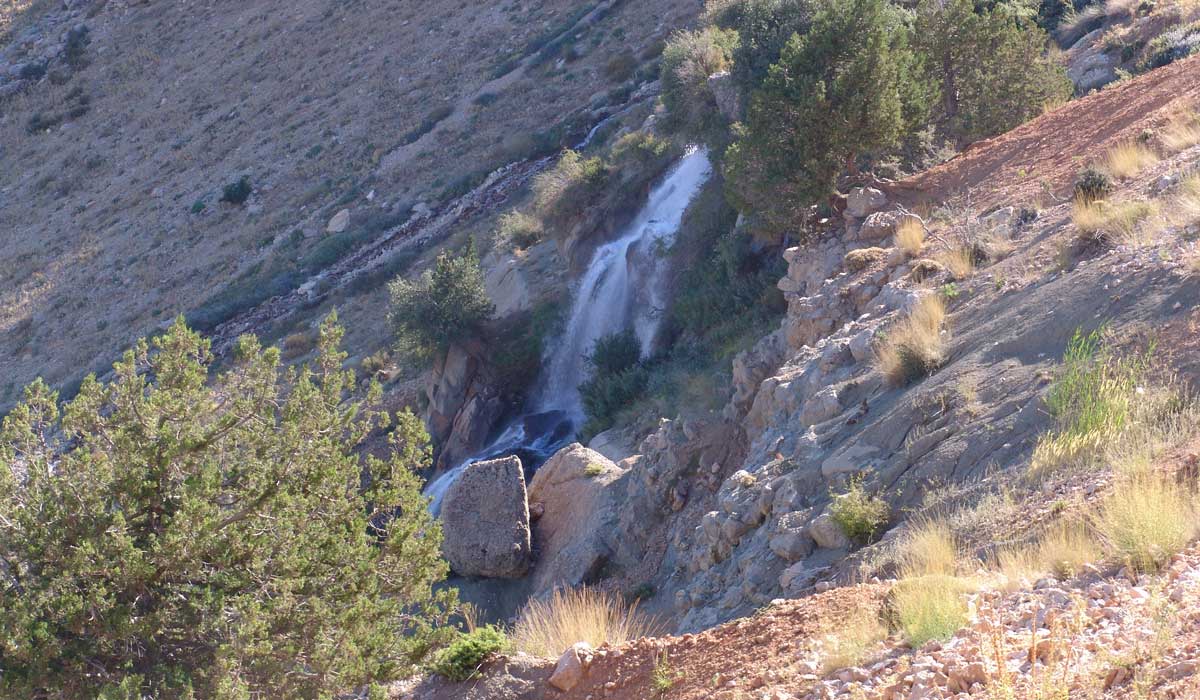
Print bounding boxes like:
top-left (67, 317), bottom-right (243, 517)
top-left (441, 456), bottom-right (532, 578)
top-left (527, 444), bottom-right (624, 595)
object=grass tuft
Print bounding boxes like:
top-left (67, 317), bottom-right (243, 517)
top-left (1162, 108), bottom-right (1200, 153)
top-left (876, 295), bottom-right (948, 387)
top-left (895, 218), bottom-right (926, 257)
top-left (1036, 521), bottom-right (1103, 579)
top-left (891, 575), bottom-right (973, 647)
top-left (509, 587), bottom-right (661, 658)
top-left (819, 609), bottom-right (887, 674)
top-left (1071, 199), bottom-right (1159, 246)
top-left (936, 245), bottom-right (975, 280)
top-left (1094, 473), bottom-right (1198, 573)
top-left (1030, 328), bottom-right (1158, 478)
top-left (1102, 142), bottom-right (1160, 179)
top-left (898, 518), bottom-right (960, 578)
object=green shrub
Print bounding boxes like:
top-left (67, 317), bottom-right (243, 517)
top-left (611, 131), bottom-right (675, 166)
top-left (431, 626), bottom-right (508, 682)
top-left (725, 0), bottom-right (927, 234)
top-left (1073, 167), bottom-right (1111, 203)
top-left (220, 176), bottom-right (253, 205)
top-left (531, 150), bottom-right (609, 227)
top-left (1141, 20), bottom-right (1200, 70)
top-left (830, 476), bottom-right (890, 544)
top-left (491, 300), bottom-right (564, 400)
top-left (388, 245), bottom-right (494, 361)
top-left (0, 317), bottom-right (455, 698)
top-left (496, 211), bottom-right (543, 250)
top-left (915, 0), bottom-right (1071, 144)
top-left (604, 50), bottom-right (638, 83)
top-left (586, 329), bottom-right (642, 375)
top-left (580, 365), bottom-right (650, 438)
top-left (660, 27), bottom-right (739, 145)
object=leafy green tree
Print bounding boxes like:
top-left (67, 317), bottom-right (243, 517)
top-left (724, 0), bottom-right (816, 94)
top-left (914, 0), bottom-right (1072, 143)
top-left (724, 0), bottom-right (929, 234)
top-left (0, 316), bottom-right (455, 699)
top-left (388, 245), bottom-right (495, 361)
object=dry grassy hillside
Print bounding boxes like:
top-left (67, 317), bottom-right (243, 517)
top-left (0, 0), bottom-right (698, 406)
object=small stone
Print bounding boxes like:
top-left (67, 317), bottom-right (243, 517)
top-left (326, 208), bottom-right (351, 233)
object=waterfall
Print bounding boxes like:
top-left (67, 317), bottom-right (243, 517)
top-left (425, 148), bottom-right (712, 514)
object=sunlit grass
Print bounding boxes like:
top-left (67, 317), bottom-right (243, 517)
top-left (1103, 142), bottom-right (1160, 179)
top-left (1094, 473), bottom-right (1198, 573)
top-left (1162, 108), bottom-right (1200, 153)
top-left (936, 245), bottom-right (975, 280)
top-left (876, 295), bottom-right (947, 387)
top-left (895, 218), bottom-right (926, 257)
top-left (509, 587), bottom-right (661, 658)
top-left (1071, 199), bottom-right (1159, 246)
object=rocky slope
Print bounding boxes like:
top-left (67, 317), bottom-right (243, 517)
top-left (419, 53), bottom-right (1200, 696)
top-left (0, 0), bottom-right (698, 407)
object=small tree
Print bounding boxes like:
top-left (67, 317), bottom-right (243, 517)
top-left (724, 0), bottom-right (929, 234)
top-left (388, 245), bottom-right (495, 361)
top-left (914, 0), bottom-right (1072, 144)
top-left (0, 315), bottom-right (455, 699)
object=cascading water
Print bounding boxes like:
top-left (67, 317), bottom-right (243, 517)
top-left (425, 148), bottom-right (712, 513)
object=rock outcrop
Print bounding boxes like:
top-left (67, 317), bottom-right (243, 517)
top-left (527, 444), bottom-right (625, 595)
top-left (440, 456), bottom-right (532, 579)
top-left (424, 341), bottom-right (504, 471)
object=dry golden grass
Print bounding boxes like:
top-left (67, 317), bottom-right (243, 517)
top-left (898, 518), bottom-right (960, 578)
top-left (997, 521), bottom-right (1103, 582)
top-left (1071, 199), bottom-right (1160, 246)
top-left (1102, 142), bottom-right (1160, 179)
top-left (936, 245), bottom-right (975, 280)
top-left (1167, 173), bottom-right (1200, 229)
top-left (876, 295), bottom-right (947, 387)
top-left (890, 519), bottom-right (972, 647)
top-left (1162, 108), bottom-right (1200, 153)
top-left (1094, 473), bottom-right (1198, 573)
top-left (895, 218), bottom-right (926, 257)
top-left (818, 609), bottom-right (887, 674)
top-left (509, 587), bottom-right (662, 658)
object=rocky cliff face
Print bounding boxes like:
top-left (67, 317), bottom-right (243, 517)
top-left (496, 50), bottom-right (1200, 630)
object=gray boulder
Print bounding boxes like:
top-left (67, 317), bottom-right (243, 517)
top-left (441, 456), bottom-right (532, 578)
top-left (846, 187), bottom-right (888, 219)
top-left (527, 444), bottom-right (623, 595)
